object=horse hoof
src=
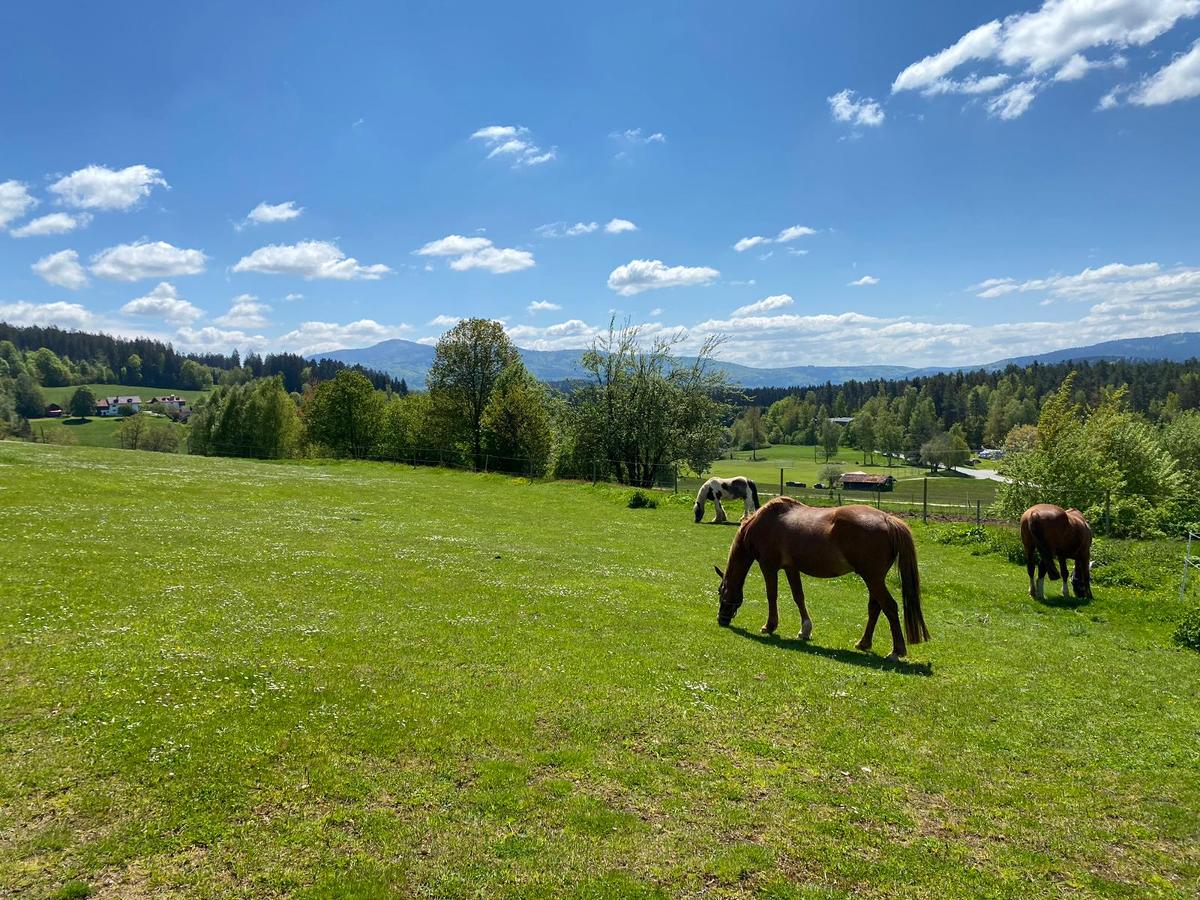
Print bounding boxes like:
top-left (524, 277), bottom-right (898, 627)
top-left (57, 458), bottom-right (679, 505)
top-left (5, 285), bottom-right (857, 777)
top-left (855, 640), bottom-right (871, 651)
top-left (800, 621), bottom-right (813, 640)
top-left (886, 652), bottom-right (903, 662)
top-left (760, 624), bottom-right (776, 635)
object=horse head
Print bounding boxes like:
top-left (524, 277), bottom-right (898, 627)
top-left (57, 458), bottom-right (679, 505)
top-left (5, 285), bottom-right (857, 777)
top-left (714, 564), bottom-right (743, 626)
top-left (694, 485), bottom-right (716, 523)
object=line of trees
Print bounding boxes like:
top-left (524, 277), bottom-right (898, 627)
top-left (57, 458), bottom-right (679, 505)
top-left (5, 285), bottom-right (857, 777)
top-left (185, 318), bottom-right (732, 486)
top-left (0, 324), bottom-right (403, 394)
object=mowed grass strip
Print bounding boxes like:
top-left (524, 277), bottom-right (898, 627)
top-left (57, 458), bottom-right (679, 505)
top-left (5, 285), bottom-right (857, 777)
top-left (0, 442), bottom-right (1197, 898)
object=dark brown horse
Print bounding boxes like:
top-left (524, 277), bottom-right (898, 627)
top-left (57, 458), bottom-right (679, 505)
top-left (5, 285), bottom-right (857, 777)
top-left (1020, 504), bottom-right (1093, 601)
top-left (714, 497), bottom-right (928, 660)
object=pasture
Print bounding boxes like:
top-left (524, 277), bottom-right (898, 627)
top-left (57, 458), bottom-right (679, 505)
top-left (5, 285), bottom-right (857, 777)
top-left (707, 445), bottom-right (999, 513)
top-left (1, 442), bottom-right (1197, 897)
top-left (37, 384), bottom-right (211, 407)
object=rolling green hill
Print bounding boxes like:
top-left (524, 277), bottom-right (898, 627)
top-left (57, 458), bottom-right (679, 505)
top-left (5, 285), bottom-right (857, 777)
top-left (2, 441), bottom-right (1196, 896)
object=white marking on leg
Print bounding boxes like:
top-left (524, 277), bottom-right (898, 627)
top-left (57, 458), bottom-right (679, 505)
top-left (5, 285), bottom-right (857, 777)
top-left (1037, 575), bottom-right (1045, 599)
top-left (800, 618), bottom-right (812, 639)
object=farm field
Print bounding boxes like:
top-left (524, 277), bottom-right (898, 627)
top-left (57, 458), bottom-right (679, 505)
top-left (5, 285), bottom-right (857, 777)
top-left (38, 383), bottom-right (212, 407)
top-left (708, 445), bottom-right (999, 510)
top-left (27, 415), bottom-right (188, 451)
top-left (1, 442), bottom-right (1197, 897)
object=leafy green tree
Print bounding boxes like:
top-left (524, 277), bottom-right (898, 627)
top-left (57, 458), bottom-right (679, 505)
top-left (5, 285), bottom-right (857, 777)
top-left (820, 419), bottom-right (842, 462)
top-left (117, 413), bottom-right (179, 452)
top-left (30, 348), bottom-right (72, 387)
top-left (68, 386), bottom-right (97, 419)
top-left (819, 463), bottom-right (844, 488)
top-left (1003, 424), bottom-right (1038, 453)
top-left (190, 376), bottom-right (302, 459)
top-left (734, 406), bottom-right (768, 459)
top-left (379, 392), bottom-right (435, 462)
top-left (920, 430), bottom-right (970, 472)
top-left (567, 320), bottom-right (729, 486)
top-left (180, 359), bottom-right (214, 390)
top-left (13, 373), bottom-right (45, 419)
top-left (906, 396), bottom-right (939, 457)
top-left (303, 369), bottom-right (384, 458)
top-left (481, 362), bottom-right (553, 475)
top-left (427, 318), bottom-right (520, 463)
top-left (855, 412), bottom-right (876, 465)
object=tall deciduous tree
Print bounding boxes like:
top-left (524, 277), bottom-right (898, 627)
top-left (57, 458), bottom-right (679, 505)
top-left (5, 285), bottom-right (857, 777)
top-left (481, 363), bottom-right (553, 475)
top-left (820, 419), bottom-right (842, 462)
top-left (303, 370), bottom-right (383, 459)
top-left (568, 321), bottom-right (729, 487)
top-left (427, 318), bottom-right (519, 463)
top-left (68, 386), bottom-right (96, 419)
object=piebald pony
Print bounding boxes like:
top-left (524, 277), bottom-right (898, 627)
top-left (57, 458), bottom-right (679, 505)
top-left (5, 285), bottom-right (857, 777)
top-left (694, 476), bottom-right (760, 524)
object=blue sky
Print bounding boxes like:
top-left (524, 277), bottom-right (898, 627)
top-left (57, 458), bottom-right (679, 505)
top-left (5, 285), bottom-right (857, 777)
top-left (2, 0), bottom-right (1199, 367)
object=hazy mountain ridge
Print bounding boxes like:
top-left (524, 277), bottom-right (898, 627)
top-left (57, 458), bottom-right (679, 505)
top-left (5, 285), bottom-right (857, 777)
top-left (314, 332), bottom-right (1200, 390)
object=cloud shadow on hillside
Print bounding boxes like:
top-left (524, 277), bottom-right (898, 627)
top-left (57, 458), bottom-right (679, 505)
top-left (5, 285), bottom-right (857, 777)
top-left (728, 626), bottom-right (934, 676)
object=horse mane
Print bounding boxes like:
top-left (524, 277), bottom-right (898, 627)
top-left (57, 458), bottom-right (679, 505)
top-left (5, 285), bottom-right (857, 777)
top-left (694, 477), bottom-right (717, 506)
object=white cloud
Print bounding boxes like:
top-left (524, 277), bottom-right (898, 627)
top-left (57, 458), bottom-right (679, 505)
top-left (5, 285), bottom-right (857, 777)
top-left (536, 221), bottom-right (599, 238)
top-left (972, 262), bottom-right (1162, 299)
top-left (49, 164), bottom-right (168, 210)
top-left (731, 294), bottom-right (794, 317)
top-left (232, 240), bottom-right (391, 280)
top-left (0, 181), bottom-right (38, 229)
top-left (121, 282), bottom-right (203, 325)
top-left (505, 318), bottom-right (604, 350)
top-left (284, 292), bottom-right (304, 301)
top-left (612, 128), bottom-right (666, 144)
top-left (848, 275), bottom-right (880, 286)
top-left (9, 212), bottom-right (91, 238)
top-left (32, 249), bottom-right (89, 290)
top-left (470, 125), bottom-right (556, 168)
top-left (827, 90), bottom-right (886, 126)
top-left (91, 240), bottom-right (207, 281)
top-left (276, 319), bottom-right (413, 356)
top-left (0, 300), bottom-right (98, 329)
top-left (987, 79), bottom-right (1041, 119)
top-left (890, 1), bottom-right (1200, 116)
top-left (527, 300), bottom-right (561, 314)
top-left (605, 218), bottom-right (638, 234)
top-left (214, 294), bottom-right (271, 328)
top-left (415, 234), bottom-right (534, 274)
top-left (607, 259), bottom-right (720, 295)
top-left (175, 325), bottom-right (268, 354)
top-left (736, 225), bottom-right (817, 252)
top-left (240, 200), bottom-right (303, 228)
top-left (734, 236), bottom-right (770, 253)
top-left (650, 307), bottom-right (663, 316)
top-left (427, 315), bottom-right (461, 329)
top-left (1129, 38), bottom-right (1200, 105)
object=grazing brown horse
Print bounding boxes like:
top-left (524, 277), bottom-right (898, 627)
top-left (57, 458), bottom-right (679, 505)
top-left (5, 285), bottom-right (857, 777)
top-left (1020, 504), bottom-right (1093, 601)
top-left (714, 497), bottom-right (928, 660)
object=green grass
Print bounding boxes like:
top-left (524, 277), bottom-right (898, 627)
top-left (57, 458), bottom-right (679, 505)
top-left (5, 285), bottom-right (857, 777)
top-left (707, 445), bottom-right (998, 513)
top-left (27, 415), bottom-right (189, 451)
top-left (39, 383), bottom-right (211, 407)
top-left (1, 442), bottom-right (1198, 897)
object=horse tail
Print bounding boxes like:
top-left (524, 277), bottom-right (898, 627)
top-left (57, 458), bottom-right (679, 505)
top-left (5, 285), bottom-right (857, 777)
top-left (888, 516), bottom-right (928, 644)
top-left (749, 479), bottom-right (760, 510)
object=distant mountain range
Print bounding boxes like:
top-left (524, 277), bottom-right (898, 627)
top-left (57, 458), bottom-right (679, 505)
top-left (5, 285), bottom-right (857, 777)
top-left (314, 331), bottom-right (1200, 391)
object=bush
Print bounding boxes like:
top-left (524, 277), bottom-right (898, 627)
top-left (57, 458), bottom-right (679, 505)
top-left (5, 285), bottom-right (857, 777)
top-left (1174, 606), bottom-right (1200, 652)
top-left (627, 490), bottom-right (658, 509)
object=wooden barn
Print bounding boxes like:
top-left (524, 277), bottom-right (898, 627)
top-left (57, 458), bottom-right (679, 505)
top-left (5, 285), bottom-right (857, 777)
top-left (841, 472), bottom-right (895, 492)
top-left (44, 403), bottom-right (63, 418)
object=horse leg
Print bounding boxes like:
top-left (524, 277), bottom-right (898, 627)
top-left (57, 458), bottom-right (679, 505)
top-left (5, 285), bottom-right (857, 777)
top-left (856, 597), bottom-right (881, 651)
top-left (760, 565), bottom-right (779, 635)
top-left (784, 566), bottom-right (812, 639)
top-left (1026, 549), bottom-right (1038, 599)
top-left (871, 577), bottom-right (907, 660)
top-left (713, 495), bottom-right (727, 524)
top-left (1058, 554), bottom-right (1071, 598)
top-left (1036, 553), bottom-right (1048, 601)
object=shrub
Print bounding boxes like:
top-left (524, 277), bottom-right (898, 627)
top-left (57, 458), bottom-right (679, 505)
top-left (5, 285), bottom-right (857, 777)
top-left (1174, 606), bottom-right (1200, 652)
top-left (627, 490), bottom-right (658, 509)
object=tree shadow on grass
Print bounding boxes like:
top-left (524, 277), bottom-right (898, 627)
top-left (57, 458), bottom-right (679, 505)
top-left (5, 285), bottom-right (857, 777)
top-left (727, 626), bottom-right (934, 676)
top-left (63, 418), bottom-right (90, 426)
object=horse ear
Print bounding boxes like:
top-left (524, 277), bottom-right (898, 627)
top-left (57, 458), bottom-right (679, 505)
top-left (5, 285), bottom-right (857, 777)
top-left (714, 565), bottom-right (724, 580)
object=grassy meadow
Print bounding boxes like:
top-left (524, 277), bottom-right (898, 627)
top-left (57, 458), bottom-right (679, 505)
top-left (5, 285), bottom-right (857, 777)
top-left (707, 445), bottom-right (999, 512)
top-left (28, 384), bottom-right (203, 451)
top-left (1, 442), bottom-right (1197, 897)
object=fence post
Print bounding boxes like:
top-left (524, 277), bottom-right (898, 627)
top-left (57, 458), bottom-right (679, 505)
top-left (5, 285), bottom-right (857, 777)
top-left (591, 461), bottom-right (596, 486)
top-left (483, 454), bottom-right (489, 473)
top-left (780, 467), bottom-right (784, 497)
top-left (673, 465), bottom-right (679, 493)
top-left (923, 478), bottom-right (928, 523)
top-left (976, 500), bottom-right (981, 527)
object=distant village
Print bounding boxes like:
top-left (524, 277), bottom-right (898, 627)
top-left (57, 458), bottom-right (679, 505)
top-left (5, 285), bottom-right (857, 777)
top-left (43, 394), bottom-right (193, 422)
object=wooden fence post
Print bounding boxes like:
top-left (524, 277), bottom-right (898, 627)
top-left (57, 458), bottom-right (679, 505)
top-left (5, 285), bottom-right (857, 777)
top-left (780, 468), bottom-right (784, 497)
top-left (923, 478), bottom-right (928, 523)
